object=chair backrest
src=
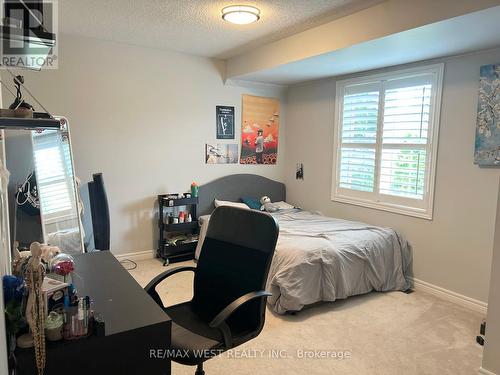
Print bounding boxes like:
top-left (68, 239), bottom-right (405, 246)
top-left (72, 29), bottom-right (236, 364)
top-left (192, 206), bottom-right (279, 337)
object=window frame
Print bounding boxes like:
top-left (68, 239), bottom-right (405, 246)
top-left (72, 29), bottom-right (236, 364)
top-left (331, 64), bottom-right (444, 220)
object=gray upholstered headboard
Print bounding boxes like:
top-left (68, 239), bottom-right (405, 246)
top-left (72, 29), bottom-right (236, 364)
top-left (198, 174), bottom-right (286, 217)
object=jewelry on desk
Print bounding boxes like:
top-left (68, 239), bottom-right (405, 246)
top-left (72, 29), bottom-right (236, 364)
top-left (24, 242), bottom-right (47, 375)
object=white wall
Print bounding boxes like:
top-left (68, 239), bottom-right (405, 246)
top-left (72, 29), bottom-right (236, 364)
top-left (284, 48), bottom-right (500, 303)
top-left (2, 34), bottom-right (286, 256)
top-left (482, 176), bottom-right (500, 375)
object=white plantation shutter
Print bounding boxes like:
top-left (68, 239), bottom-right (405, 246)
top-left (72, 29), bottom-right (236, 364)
top-left (33, 131), bottom-right (76, 220)
top-left (333, 65), bottom-right (443, 219)
top-left (380, 77), bottom-right (432, 200)
top-left (379, 149), bottom-right (426, 199)
top-left (339, 83), bottom-right (379, 193)
top-left (339, 147), bottom-right (376, 192)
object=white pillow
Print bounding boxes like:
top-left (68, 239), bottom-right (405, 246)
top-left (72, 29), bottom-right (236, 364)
top-left (273, 201), bottom-right (295, 210)
top-left (214, 199), bottom-right (249, 210)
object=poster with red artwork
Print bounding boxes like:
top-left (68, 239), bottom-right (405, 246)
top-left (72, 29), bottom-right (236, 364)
top-left (240, 94), bottom-right (280, 164)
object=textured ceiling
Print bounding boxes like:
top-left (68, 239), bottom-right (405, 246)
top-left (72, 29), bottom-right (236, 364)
top-left (57, 0), bottom-right (385, 59)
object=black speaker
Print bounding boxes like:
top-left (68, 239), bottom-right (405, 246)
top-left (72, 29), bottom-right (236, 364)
top-left (88, 173), bottom-right (110, 251)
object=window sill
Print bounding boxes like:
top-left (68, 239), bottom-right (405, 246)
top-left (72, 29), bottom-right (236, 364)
top-left (332, 194), bottom-right (433, 220)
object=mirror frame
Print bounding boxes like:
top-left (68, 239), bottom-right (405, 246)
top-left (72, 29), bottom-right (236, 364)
top-left (0, 129), bottom-right (11, 275)
top-left (31, 116), bottom-right (85, 254)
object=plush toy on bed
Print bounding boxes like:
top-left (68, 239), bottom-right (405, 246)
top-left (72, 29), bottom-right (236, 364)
top-left (260, 196), bottom-right (279, 213)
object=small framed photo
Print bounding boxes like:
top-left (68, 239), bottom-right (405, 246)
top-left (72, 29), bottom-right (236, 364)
top-left (205, 143), bottom-right (239, 164)
top-left (216, 106), bottom-right (235, 139)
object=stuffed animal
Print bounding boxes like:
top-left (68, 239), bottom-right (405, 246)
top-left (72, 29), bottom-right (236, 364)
top-left (13, 242), bottom-right (61, 275)
top-left (40, 244), bottom-right (61, 263)
top-left (260, 196), bottom-right (279, 213)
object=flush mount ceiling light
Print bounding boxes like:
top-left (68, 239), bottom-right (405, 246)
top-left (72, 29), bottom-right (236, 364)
top-left (221, 5), bottom-right (260, 25)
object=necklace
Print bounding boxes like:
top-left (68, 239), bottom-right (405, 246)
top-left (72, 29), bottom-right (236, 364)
top-left (24, 243), bottom-right (47, 375)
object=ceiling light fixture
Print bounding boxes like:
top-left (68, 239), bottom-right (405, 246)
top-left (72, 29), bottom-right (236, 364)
top-left (221, 5), bottom-right (260, 25)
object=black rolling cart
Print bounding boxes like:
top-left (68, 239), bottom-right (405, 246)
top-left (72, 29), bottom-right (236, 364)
top-left (157, 194), bottom-right (198, 266)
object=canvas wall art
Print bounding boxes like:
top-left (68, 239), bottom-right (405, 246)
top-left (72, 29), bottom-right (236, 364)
top-left (475, 63), bottom-right (500, 165)
top-left (216, 106), bottom-right (235, 139)
top-left (205, 143), bottom-right (238, 164)
top-left (240, 94), bottom-right (280, 164)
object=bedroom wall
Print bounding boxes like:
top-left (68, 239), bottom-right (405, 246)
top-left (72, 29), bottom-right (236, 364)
top-left (284, 47), bottom-right (500, 303)
top-left (482, 176), bottom-right (500, 375)
top-left (1, 34), bottom-right (286, 256)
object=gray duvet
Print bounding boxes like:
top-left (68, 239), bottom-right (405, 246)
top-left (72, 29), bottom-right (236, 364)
top-left (267, 209), bottom-right (412, 314)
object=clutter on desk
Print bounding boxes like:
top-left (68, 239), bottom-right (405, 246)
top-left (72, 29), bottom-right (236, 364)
top-left (42, 277), bottom-right (68, 316)
top-left (22, 242), bottom-right (47, 374)
top-left (63, 296), bottom-right (95, 340)
top-left (45, 311), bottom-right (63, 341)
top-left (48, 253), bottom-right (75, 283)
top-left (3, 241), bottom-right (104, 374)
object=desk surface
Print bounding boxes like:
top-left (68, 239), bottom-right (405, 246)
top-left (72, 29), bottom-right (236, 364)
top-left (74, 251), bottom-right (170, 335)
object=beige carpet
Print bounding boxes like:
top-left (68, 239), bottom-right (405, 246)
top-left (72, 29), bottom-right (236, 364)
top-left (129, 258), bottom-right (484, 375)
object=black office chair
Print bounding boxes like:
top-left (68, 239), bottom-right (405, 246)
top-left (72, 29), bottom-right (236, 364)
top-left (145, 206), bottom-right (279, 375)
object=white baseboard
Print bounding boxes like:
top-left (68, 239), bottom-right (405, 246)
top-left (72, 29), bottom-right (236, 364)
top-left (410, 277), bottom-right (488, 315)
top-left (114, 250), bottom-right (155, 262)
top-left (479, 367), bottom-right (497, 375)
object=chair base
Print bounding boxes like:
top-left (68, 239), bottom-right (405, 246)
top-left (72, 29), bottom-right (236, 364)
top-left (195, 363), bottom-right (205, 375)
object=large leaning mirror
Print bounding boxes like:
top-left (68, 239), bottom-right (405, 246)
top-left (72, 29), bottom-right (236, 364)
top-left (5, 117), bottom-right (84, 256)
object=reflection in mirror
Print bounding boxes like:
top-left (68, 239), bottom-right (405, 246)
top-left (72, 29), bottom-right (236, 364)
top-left (32, 123), bottom-right (83, 254)
top-left (5, 119), bottom-right (84, 256)
top-left (6, 130), bottom-right (43, 251)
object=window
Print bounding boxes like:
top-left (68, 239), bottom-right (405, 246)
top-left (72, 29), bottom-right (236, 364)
top-left (32, 130), bottom-right (76, 222)
top-left (332, 64), bottom-right (443, 219)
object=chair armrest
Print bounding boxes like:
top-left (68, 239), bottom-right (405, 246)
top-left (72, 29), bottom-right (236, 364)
top-left (144, 266), bottom-right (196, 308)
top-left (144, 266), bottom-right (196, 293)
top-left (209, 290), bottom-right (271, 328)
top-left (208, 290), bottom-right (271, 348)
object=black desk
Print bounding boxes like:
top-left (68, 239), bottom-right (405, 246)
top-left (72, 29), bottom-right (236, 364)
top-left (15, 251), bottom-right (171, 375)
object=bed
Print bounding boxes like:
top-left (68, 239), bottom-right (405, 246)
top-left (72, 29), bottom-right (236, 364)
top-left (197, 174), bottom-right (412, 314)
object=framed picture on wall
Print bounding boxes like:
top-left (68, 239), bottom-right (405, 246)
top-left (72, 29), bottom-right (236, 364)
top-left (216, 106), bottom-right (235, 139)
top-left (475, 63), bottom-right (500, 165)
top-left (205, 143), bottom-right (238, 164)
top-left (240, 94), bottom-right (280, 165)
